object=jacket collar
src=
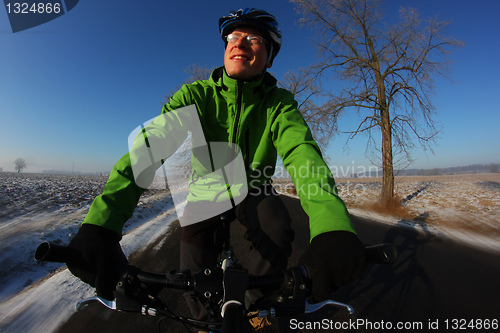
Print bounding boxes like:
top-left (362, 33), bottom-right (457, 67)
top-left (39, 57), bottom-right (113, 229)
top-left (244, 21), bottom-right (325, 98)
top-left (211, 66), bottom-right (277, 99)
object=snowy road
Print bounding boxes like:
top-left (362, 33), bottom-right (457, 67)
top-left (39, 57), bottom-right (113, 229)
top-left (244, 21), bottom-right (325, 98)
top-left (1, 172), bottom-right (499, 332)
top-left (36, 197), bottom-right (500, 332)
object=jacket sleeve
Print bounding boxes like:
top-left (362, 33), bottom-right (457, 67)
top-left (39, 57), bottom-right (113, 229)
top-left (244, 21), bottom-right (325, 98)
top-left (82, 86), bottom-right (195, 235)
top-left (270, 93), bottom-right (356, 241)
top-left (82, 153), bottom-right (145, 235)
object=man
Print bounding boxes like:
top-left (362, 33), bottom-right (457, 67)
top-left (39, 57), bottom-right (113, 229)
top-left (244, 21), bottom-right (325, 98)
top-left (67, 7), bottom-right (366, 323)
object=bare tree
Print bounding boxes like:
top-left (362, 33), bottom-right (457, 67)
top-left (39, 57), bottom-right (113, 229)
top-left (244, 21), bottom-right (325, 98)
top-left (14, 158), bottom-right (27, 173)
top-left (164, 64), bottom-right (214, 178)
top-left (279, 68), bottom-right (338, 156)
top-left (290, 0), bottom-right (463, 205)
top-left (166, 64), bottom-right (214, 99)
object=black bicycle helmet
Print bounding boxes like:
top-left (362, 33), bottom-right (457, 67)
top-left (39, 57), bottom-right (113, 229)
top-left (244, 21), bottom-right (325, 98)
top-left (219, 8), bottom-right (282, 65)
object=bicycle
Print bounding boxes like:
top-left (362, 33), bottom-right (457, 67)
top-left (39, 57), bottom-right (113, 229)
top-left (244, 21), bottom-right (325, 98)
top-left (35, 214), bottom-right (397, 332)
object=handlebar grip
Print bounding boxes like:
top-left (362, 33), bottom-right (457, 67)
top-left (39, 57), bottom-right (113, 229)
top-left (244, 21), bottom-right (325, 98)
top-left (35, 242), bottom-right (83, 265)
top-left (364, 243), bottom-right (397, 264)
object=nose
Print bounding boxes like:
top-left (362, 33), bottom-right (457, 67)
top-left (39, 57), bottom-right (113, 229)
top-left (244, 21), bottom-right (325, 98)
top-left (233, 37), bottom-right (247, 49)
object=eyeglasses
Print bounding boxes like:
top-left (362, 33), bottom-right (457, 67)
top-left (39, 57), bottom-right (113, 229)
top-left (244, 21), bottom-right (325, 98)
top-left (226, 33), bottom-right (266, 45)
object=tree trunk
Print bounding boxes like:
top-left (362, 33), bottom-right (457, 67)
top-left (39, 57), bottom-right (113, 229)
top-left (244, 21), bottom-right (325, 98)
top-left (380, 105), bottom-right (394, 205)
top-left (373, 56), bottom-right (395, 206)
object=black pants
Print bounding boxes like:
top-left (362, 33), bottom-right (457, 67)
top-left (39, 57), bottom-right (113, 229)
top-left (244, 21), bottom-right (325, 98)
top-left (179, 183), bottom-right (294, 320)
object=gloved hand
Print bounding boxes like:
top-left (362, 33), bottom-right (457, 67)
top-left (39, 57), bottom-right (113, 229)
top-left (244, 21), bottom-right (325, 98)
top-left (299, 231), bottom-right (366, 302)
top-left (67, 224), bottom-right (128, 300)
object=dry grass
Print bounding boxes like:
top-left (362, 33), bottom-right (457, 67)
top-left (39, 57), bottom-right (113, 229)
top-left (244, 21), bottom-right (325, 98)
top-left (339, 173), bottom-right (500, 239)
top-left (362, 196), bottom-right (415, 220)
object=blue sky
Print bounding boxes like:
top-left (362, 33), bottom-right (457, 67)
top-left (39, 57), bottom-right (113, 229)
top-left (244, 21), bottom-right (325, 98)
top-left (1, 0), bottom-right (499, 174)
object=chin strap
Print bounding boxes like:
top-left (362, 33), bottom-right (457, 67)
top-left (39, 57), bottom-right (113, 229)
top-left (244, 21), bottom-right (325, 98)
top-left (266, 43), bottom-right (274, 67)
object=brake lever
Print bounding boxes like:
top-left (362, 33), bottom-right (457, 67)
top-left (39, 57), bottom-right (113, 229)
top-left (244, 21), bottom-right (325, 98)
top-left (76, 296), bottom-right (117, 311)
top-left (304, 299), bottom-right (354, 315)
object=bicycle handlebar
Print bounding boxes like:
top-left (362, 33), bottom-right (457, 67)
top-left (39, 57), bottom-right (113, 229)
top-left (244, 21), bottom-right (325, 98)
top-left (35, 242), bottom-right (397, 292)
top-left (35, 241), bottom-right (397, 332)
top-left (35, 242), bottom-right (82, 263)
top-left (35, 241), bottom-right (396, 268)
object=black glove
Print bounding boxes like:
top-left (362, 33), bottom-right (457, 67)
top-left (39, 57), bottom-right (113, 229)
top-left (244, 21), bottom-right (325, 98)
top-left (67, 224), bottom-right (128, 300)
top-left (299, 231), bottom-right (366, 302)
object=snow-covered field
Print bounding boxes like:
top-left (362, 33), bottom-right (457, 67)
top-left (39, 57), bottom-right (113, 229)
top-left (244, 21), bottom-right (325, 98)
top-left (345, 173), bottom-right (500, 248)
top-left (0, 172), bottom-right (186, 332)
top-left (275, 173), bottom-right (500, 250)
top-left (1, 172), bottom-right (499, 332)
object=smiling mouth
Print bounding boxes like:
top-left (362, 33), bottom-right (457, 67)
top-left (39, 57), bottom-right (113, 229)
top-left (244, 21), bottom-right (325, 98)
top-left (232, 55), bottom-right (250, 61)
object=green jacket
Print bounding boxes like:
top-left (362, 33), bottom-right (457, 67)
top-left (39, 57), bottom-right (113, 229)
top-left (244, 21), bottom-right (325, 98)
top-left (83, 67), bottom-right (355, 241)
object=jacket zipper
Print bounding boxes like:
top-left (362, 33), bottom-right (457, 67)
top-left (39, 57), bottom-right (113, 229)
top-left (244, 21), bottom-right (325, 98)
top-left (232, 80), bottom-right (244, 145)
top-left (224, 80), bottom-right (244, 209)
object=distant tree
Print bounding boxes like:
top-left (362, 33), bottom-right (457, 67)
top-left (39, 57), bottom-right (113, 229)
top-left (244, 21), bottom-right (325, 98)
top-left (290, 0), bottom-right (463, 206)
top-left (429, 168), bottom-right (441, 176)
top-left (14, 158), bottom-right (27, 173)
top-left (489, 163), bottom-right (499, 173)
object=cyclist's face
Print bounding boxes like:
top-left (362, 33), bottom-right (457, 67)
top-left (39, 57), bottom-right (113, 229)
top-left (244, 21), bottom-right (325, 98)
top-left (224, 27), bottom-right (271, 80)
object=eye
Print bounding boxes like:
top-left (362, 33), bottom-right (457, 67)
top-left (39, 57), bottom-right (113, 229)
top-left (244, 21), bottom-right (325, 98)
top-left (227, 33), bottom-right (243, 43)
top-left (247, 35), bottom-right (263, 44)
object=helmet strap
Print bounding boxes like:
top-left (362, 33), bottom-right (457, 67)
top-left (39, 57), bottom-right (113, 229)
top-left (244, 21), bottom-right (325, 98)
top-left (266, 43), bottom-right (274, 67)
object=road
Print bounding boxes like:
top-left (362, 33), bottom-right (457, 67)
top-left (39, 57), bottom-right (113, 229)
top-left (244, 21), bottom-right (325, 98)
top-left (57, 196), bottom-right (500, 332)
